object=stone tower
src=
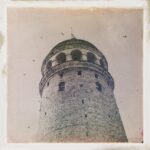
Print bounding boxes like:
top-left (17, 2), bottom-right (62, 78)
top-left (38, 38), bottom-right (128, 142)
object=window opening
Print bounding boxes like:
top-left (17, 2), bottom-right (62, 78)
top-left (78, 71), bottom-right (82, 75)
top-left (71, 50), bottom-right (82, 61)
top-left (87, 52), bottom-right (96, 63)
top-left (95, 74), bottom-right (98, 78)
top-left (80, 84), bottom-right (83, 87)
top-left (96, 82), bottom-right (102, 92)
top-left (58, 82), bottom-right (65, 91)
top-left (56, 53), bottom-right (66, 64)
top-left (46, 61), bottom-right (52, 70)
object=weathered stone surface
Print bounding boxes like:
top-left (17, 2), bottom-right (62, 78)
top-left (37, 38), bottom-right (128, 142)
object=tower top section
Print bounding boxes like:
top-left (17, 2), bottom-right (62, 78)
top-left (42, 38), bottom-right (104, 70)
top-left (40, 38), bottom-right (114, 96)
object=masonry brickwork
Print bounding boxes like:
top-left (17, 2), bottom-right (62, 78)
top-left (37, 38), bottom-right (128, 142)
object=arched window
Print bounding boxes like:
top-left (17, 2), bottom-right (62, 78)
top-left (107, 80), bottom-right (114, 90)
top-left (78, 71), bottom-right (82, 75)
top-left (46, 61), bottom-right (52, 70)
top-left (100, 59), bottom-right (105, 68)
top-left (95, 74), bottom-right (98, 78)
top-left (82, 99), bottom-right (84, 104)
top-left (71, 50), bottom-right (82, 61)
top-left (100, 57), bottom-right (108, 70)
top-left (96, 82), bottom-right (102, 92)
top-left (87, 52), bottom-right (96, 63)
top-left (56, 53), bottom-right (66, 64)
top-left (58, 82), bottom-right (65, 91)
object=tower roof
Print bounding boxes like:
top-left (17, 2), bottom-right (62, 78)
top-left (44, 38), bottom-right (104, 61)
top-left (51, 38), bottom-right (102, 54)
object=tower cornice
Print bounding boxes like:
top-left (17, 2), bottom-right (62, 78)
top-left (39, 61), bottom-right (114, 97)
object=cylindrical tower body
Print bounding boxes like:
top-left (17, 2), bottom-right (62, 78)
top-left (38, 38), bottom-right (128, 142)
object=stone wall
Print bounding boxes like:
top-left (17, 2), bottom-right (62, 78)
top-left (37, 69), bottom-right (127, 142)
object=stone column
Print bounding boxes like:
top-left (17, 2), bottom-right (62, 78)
top-left (82, 51), bottom-right (87, 61)
top-left (66, 54), bottom-right (72, 61)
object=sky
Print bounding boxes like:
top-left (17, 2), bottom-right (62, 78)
top-left (7, 8), bottom-right (143, 142)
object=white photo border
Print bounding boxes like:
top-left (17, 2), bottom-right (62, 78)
top-left (0, 0), bottom-right (149, 149)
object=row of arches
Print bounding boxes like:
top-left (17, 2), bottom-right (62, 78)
top-left (46, 50), bottom-right (107, 70)
top-left (56, 50), bottom-right (97, 64)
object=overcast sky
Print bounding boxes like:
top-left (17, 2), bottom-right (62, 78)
top-left (7, 8), bottom-right (143, 142)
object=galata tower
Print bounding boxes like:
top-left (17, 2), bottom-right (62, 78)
top-left (38, 38), bottom-right (128, 142)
